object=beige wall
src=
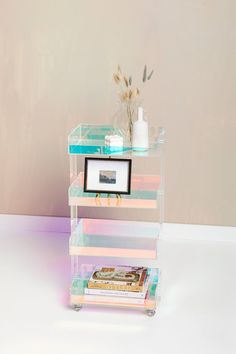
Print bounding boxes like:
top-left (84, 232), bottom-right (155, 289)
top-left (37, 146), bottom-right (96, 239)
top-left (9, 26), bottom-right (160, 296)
top-left (0, 0), bottom-right (235, 226)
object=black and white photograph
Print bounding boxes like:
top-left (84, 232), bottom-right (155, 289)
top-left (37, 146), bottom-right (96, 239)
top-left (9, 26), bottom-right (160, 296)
top-left (99, 170), bottom-right (116, 184)
top-left (84, 157), bottom-right (132, 194)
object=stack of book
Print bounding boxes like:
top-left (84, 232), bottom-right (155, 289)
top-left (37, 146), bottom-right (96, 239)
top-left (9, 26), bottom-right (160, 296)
top-left (84, 266), bottom-right (150, 305)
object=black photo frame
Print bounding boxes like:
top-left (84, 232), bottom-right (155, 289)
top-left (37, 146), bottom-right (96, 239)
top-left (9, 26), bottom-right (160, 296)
top-left (84, 157), bottom-right (132, 195)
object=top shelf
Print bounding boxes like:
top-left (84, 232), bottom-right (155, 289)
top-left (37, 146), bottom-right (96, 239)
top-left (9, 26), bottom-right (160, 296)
top-left (68, 124), bottom-right (165, 157)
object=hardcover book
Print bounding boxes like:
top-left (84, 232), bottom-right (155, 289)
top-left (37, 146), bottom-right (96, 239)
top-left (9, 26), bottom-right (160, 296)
top-left (85, 275), bottom-right (149, 298)
top-left (88, 266), bottom-right (148, 292)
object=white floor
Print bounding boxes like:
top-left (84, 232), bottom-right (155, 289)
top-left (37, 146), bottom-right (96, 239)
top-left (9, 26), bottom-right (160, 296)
top-left (0, 215), bottom-right (236, 354)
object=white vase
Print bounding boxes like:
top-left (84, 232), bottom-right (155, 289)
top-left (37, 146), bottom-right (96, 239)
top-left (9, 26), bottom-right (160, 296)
top-left (131, 107), bottom-right (149, 151)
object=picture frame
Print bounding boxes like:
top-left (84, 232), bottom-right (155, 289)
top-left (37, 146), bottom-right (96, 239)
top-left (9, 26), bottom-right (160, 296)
top-left (84, 157), bottom-right (132, 195)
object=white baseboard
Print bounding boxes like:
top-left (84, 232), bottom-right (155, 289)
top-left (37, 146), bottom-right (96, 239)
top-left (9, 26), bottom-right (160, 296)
top-left (163, 223), bottom-right (236, 243)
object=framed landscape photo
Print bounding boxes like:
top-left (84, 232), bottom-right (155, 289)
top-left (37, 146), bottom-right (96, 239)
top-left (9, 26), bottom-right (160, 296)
top-left (84, 157), bottom-right (132, 195)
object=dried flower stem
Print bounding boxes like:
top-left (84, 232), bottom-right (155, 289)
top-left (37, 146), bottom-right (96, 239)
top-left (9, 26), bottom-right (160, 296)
top-left (126, 102), bottom-right (134, 142)
top-left (113, 65), bottom-right (154, 143)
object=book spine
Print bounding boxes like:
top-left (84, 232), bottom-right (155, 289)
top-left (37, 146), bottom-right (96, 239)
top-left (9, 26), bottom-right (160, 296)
top-left (84, 288), bottom-right (147, 299)
top-left (89, 279), bottom-right (134, 286)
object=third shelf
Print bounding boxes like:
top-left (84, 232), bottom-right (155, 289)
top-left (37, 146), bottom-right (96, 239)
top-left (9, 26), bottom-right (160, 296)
top-left (70, 218), bottom-right (159, 259)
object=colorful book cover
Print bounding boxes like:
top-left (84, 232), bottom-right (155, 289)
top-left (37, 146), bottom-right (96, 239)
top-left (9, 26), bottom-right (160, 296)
top-left (88, 266), bottom-right (148, 292)
top-left (85, 275), bottom-right (149, 298)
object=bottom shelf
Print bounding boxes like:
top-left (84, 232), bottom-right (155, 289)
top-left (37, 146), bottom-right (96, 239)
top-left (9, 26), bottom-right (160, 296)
top-left (70, 264), bottom-right (160, 312)
top-left (70, 294), bottom-right (157, 311)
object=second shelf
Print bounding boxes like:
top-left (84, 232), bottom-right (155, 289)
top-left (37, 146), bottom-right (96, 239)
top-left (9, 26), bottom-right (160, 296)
top-left (69, 173), bottom-right (161, 209)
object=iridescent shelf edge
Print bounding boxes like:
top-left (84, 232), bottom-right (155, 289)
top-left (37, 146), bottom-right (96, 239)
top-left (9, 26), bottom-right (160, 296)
top-left (69, 173), bottom-right (160, 208)
top-left (70, 218), bottom-right (159, 259)
top-left (70, 294), bottom-right (157, 310)
top-left (68, 124), bottom-right (164, 156)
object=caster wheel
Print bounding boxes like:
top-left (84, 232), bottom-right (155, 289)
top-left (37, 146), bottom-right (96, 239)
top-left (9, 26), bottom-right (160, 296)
top-left (73, 304), bottom-right (82, 312)
top-left (146, 309), bottom-right (156, 317)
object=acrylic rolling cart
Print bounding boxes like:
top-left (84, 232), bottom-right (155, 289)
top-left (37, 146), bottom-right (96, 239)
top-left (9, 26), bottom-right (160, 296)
top-left (68, 124), bottom-right (165, 316)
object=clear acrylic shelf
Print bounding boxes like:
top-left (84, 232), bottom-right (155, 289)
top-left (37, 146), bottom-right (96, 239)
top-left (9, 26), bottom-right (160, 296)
top-left (68, 124), bottom-right (164, 157)
top-left (70, 264), bottom-right (160, 311)
top-left (70, 218), bottom-right (159, 259)
top-left (69, 173), bottom-right (161, 209)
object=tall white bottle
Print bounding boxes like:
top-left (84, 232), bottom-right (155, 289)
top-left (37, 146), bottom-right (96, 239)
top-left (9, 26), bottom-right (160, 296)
top-left (132, 106), bottom-right (149, 150)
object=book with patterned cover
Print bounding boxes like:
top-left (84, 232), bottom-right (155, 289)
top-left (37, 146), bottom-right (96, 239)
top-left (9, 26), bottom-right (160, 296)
top-left (88, 266), bottom-right (148, 292)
